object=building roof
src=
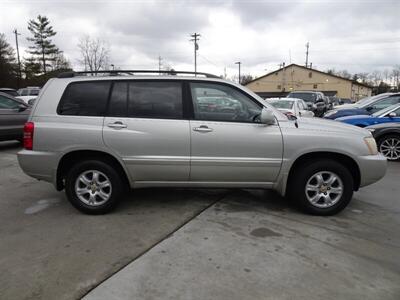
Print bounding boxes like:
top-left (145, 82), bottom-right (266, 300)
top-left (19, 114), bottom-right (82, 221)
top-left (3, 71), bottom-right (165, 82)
top-left (245, 63), bottom-right (372, 89)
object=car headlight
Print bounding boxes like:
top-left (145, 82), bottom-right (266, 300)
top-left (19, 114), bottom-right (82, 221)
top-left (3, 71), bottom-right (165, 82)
top-left (364, 137), bottom-right (378, 155)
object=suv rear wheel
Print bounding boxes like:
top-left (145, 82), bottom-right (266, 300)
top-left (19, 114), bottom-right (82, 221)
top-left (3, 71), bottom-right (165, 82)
top-left (65, 160), bottom-right (123, 214)
top-left (289, 160), bottom-right (354, 215)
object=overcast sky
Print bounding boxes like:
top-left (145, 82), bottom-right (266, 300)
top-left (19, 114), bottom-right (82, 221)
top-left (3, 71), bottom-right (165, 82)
top-left (1, 0), bottom-right (399, 78)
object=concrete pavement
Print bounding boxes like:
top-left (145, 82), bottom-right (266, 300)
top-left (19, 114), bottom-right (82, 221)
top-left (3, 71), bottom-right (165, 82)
top-left (0, 141), bottom-right (225, 300)
top-left (84, 164), bottom-right (400, 300)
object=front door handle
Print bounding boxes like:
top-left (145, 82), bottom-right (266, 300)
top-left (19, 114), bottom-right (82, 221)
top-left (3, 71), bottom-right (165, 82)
top-left (107, 121), bottom-right (127, 129)
top-left (193, 125), bottom-right (213, 133)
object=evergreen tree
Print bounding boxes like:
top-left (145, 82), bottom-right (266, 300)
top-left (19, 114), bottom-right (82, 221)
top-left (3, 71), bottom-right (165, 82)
top-left (27, 15), bottom-right (59, 74)
top-left (23, 56), bottom-right (41, 79)
top-left (0, 33), bottom-right (17, 87)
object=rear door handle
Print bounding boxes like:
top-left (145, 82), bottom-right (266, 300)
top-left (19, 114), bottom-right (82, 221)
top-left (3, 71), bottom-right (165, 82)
top-left (193, 125), bottom-right (213, 133)
top-left (107, 121), bottom-right (127, 129)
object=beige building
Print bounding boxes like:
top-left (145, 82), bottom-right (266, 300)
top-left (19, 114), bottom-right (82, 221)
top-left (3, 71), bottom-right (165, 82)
top-left (246, 64), bottom-right (372, 100)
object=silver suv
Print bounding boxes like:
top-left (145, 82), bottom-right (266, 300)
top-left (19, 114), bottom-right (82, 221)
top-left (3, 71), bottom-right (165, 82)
top-left (18, 70), bottom-right (387, 215)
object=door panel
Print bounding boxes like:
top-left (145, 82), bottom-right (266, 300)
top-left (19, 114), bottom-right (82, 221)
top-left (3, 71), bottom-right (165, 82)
top-left (190, 120), bottom-right (283, 182)
top-left (103, 118), bottom-right (190, 181)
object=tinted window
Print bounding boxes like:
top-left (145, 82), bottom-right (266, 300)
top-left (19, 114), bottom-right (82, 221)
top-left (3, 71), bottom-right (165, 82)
top-left (190, 82), bottom-right (261, 122)
top-left (0, 95), bottom-right (20, 109)
top-left (129, 82), bottom-right (182, 119)
top-left (108, 81), bottom-right (183, 119)
top-left (108, 82), bottom-right (128, 117)
top-left (58, 81), bottom-right (111, 116)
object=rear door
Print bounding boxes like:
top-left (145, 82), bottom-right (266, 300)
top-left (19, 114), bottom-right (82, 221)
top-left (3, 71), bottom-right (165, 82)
top-left (103, 80), bottom-right (190, 182)
top-left (188, 81), bottom-right (283, 184)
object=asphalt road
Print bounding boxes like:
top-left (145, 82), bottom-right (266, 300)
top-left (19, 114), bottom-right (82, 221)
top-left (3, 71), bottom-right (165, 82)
top-left (0, 141), bottom-right (399, 300)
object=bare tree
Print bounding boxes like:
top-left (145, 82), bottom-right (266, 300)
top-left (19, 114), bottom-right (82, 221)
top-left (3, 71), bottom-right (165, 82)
top-left (77, 35), bottom-right (110, 72)
top-left (392, 65), bottom-right (400, 91)
top-left (368, 70), bottom-right (382, 87)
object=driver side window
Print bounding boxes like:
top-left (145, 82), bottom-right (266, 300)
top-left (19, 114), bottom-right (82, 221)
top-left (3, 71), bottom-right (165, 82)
top-left (190, 82), bottom-right (261, 123)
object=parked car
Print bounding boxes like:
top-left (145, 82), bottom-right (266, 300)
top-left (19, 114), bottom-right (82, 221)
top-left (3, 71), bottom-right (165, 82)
top-left (324, 93), bottom-right (400, 120)
top-left (18, 70), bottom-right (386, 216)
top-left (366, 122), bottom-right (400, 161)
top-left (287, 91), bottom-right (328, 117)
top-left (0, 88), bottom-right (19, 97)
top-left (0, 92), bottom-right (30, 142)
top-left (16, 87), bottom-right (40, 104)
top-left (267, 98), bottom-right (314, 118)
top-left (336, 104), bottom-right (400, 127)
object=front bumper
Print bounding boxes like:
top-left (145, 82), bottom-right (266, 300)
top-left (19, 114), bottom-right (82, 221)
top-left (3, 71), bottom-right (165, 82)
top-left (357, 153), bottom-right (387, 188)
top-left (17, 150), bottom-right (59, 185)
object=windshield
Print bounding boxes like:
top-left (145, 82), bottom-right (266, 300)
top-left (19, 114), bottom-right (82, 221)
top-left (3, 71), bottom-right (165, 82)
top-left (270, 100), bottom-right (294, 109)
top-left (288, 93), bottom-right (316, 102)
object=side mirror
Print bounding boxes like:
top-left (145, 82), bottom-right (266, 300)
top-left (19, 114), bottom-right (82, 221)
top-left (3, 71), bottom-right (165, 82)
top-left (260, 108), bottom-right (276, 125)
top-left (17, 104), bottom-right (28, 112)
top-left (366, 106), bottom-right (373, 111)
top-left (388, 112), bottom-right (396, 118)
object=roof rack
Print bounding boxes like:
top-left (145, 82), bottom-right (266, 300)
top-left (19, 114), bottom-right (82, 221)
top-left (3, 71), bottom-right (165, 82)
top-left (57, 70), bottom-right (220, 79)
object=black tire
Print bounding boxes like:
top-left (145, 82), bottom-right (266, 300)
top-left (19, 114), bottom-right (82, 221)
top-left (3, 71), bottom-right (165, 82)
top-left (65, 160), bottom-right (123, 214)
top-left (288, 159), bottom-right (354, 216)
top-left (377, 134), bottom-right (400, 161)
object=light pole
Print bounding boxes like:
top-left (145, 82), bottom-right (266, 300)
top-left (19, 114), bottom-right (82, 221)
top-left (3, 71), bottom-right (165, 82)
top-left (235, 61), bottom-right (241, 84)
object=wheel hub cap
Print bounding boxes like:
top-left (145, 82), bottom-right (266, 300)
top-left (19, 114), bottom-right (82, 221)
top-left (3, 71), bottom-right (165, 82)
top-left (305, 171), bottom-right (344, 208)
top-left (74, 170), bottom-right (112, 206)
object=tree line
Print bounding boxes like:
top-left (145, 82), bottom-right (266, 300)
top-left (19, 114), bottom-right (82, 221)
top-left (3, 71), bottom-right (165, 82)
top-left (0, 15), bottom-right (110, 89)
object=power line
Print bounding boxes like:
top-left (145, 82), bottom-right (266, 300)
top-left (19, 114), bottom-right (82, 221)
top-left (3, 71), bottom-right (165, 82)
top-left (190, 33), bottom-right (200, 75)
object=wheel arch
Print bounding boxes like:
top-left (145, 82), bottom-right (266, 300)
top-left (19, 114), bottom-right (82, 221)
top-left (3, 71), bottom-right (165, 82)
top-left (287, 151), bottom-right (361, 193)
top-left (56, 150), bottom-right (131, 191)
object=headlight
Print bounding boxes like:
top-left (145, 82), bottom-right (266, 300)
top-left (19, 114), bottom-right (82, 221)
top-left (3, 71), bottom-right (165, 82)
top-left (364, 137), bottom-right (378, 155)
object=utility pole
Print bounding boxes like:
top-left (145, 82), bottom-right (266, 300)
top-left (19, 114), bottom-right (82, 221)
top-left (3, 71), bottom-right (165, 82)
top-left (190, 33), bottom-right (200, 75)
top-left (235, 61), bottom-right (241, 84)
top-left (13, 29), bottom-right (22, 88)
top-left (305, 42), bottom-right (310, 68)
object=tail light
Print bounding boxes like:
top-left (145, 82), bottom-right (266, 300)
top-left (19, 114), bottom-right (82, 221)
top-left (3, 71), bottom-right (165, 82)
top-left (23, 122), bottom-right (34, 150)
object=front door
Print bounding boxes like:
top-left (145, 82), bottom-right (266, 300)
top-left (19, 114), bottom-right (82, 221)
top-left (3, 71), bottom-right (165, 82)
top-left (103, 80), bottom-right (190, 182)
top-left (189, 82), bottom-right (283, 183)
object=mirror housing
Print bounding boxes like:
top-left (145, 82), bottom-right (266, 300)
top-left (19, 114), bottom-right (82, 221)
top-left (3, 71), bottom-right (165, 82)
top-left (17, 104), bottom-right (27, 112)
top-left (260, 108), bottom-right (276, 125)
top-left (388, 112), bottom-right (396, 118)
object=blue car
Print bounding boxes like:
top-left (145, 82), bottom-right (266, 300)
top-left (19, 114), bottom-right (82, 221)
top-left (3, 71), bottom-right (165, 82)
top-left (324, 93), bottom-right (400, 119)
top-left (336, 104), bottom-right (400, 127)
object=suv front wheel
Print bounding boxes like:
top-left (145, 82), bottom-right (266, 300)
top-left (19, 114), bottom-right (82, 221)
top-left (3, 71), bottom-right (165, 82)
top-left (65, 160), bottom-right (123, 214)
top-left (289, 160), bottom-right (354, 215)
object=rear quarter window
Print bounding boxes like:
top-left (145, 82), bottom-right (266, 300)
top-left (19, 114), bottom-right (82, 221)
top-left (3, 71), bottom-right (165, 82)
top-left (57, 81), bottom-right (111, 116)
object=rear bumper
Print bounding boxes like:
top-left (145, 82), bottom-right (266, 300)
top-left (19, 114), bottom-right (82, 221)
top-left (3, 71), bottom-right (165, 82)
top-left (17, 150), bottom-right (59, 186)
top-left (357, 153), bottom-right (387, 187)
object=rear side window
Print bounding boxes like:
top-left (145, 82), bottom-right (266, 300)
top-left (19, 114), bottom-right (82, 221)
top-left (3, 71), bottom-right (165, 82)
top-left (0, 95), bottom-right (20, 109)
top-left (108, 81), bottom-right (183, 119)
top-left (58, 81), bottom-right (111, 116)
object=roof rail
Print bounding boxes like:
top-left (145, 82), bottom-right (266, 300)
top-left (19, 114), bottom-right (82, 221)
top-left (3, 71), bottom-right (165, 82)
top-left (57, 70), bottom-right (220, 79)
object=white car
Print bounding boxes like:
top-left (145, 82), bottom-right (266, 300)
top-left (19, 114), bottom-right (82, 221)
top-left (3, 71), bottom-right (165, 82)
top-left (16, 87), bottom-right (40, 104)
top-left (266, 98), bottom-right (314, 118)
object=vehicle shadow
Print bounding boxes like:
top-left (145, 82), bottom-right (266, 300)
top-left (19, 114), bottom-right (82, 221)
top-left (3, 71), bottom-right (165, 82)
top-left (0, 140), bottom-right (22, 151)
